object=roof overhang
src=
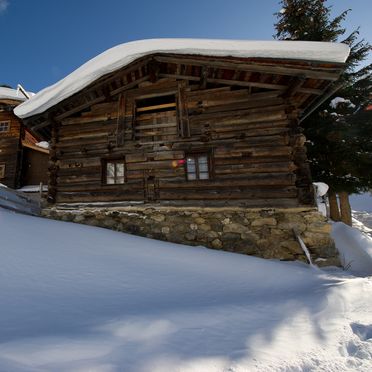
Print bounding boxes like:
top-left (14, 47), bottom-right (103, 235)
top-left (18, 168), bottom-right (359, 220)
top-left (14, 39), bottom-right (350, 138)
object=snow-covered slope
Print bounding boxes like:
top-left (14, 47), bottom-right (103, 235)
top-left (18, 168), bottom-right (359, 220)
top-left (14, 38), bottom-right (350, 119)
top-left (1, 207), bottom-right (371, 371)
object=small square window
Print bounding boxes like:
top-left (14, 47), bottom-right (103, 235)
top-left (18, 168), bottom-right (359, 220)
top-left (104, 160), bottom-right (125, 184)
top-left (186, 154), bottom-right (210, 181)
top-left (0, 164), bottom-right (5, 179)
top-left (0, 121), bottom-right (10, 133)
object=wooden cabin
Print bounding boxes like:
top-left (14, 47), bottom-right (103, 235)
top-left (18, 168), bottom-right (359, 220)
top-left (14, 40), bottom-right (349, 264)
top-left (0, 87), bottom-right (49, 189)
top-left (15, 40), bottom-right (349, 207)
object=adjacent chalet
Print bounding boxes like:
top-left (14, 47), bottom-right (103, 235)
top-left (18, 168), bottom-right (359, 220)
top-left (15, 39), bottom-right (350, 264)
top-left (0, 87), bottom-right (49, 189)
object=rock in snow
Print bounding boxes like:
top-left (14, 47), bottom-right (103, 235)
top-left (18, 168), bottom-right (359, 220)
top-left (0, 207), bottom-right (371, 371)
top-left (14, 38), bottom-right (350, 119)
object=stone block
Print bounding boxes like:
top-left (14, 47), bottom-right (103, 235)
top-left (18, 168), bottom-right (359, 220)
top-left (251, 218), bottom-right (277, 227)
top-left (151, 214), bottom-right (165, 222)
top-left (194, 217), bottom-right (206, 224)
top-left (211, 239), bottom-right (223, 249)
top-left (223, 223), bottom-right (250, 234)
top-left (161, 226), bottom-right (170, 234)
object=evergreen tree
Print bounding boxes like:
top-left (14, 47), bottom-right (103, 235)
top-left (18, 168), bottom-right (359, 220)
top-left (274, 0), bottom-right (372, 225)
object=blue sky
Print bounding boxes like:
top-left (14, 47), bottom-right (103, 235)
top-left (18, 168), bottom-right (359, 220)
top-left (1, 0), bottom-right (371, 93)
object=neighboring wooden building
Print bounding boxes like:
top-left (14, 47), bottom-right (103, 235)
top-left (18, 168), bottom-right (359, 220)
top-left (0, 87), bottom-right (49, 188)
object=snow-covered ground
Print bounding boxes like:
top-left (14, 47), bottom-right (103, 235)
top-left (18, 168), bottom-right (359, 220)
top-left (1, 207), bottom-right (372, 371)
top-left (350, 193), bottom-right (372, 239)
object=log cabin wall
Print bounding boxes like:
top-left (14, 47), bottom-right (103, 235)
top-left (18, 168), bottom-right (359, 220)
top-left (52, 78), bottom-right (311, 206)
top-left (0, 107), bottom-right (22, 188)
top-left (22, 54), bottom-right (345, 207)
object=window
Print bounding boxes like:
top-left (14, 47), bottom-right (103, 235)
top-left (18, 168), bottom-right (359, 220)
top-left (186, 154), bottom-right (210, 181)
top-left (0, 164), bottom-right (5, 179)
top-left (134, 94), bottom-right (177, 142)
top-left (105, 160), bottom-right (125, 184)
top-left (0, 121), bottom-right (10, 133)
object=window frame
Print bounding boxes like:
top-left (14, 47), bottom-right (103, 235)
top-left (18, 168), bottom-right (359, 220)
top-left (0, 121), bottom-right (10, 134)
top-left (184, 152), bottom-right (212, 181)
top-left (102, 158), bottom-right (126, 185)
top-left (133, 92), bottom-right (177, 141)
top-left (0, 163), bottom-right (5, 179)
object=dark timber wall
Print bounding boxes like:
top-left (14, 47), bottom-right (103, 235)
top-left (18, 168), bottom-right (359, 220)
top-left (52, 80), bottom-right (311, 206)
top-left (0, 110), bottom-right (22, 188)
top-left (22, 54), bottom-right (345, 208)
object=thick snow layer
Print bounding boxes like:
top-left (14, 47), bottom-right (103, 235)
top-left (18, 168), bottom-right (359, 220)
top-left (1, 207), bottom-right (372, 371)
top-left (14, 38), bottom-right (350, 119)
top-left (332, 222), bottom-right (372, 276)
top-left (313, 181), bottom-right (329, 197)
top-left (0, 87), bottom-right (31, 102)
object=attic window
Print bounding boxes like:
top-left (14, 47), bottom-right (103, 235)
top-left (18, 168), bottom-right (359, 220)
top-left (136, 94), bottom-right (176, 114)
top-left (0, 121), bottom-right (10, 133)
top-left (0, 164), bottom-right (5, 179)
top-left (134, 94), bottom-right (177, 141)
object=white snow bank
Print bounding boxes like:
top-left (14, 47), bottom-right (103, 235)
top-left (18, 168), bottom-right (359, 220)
top-left (332, 222), bottom-right (372, 276)
top-left (0, 87), bottom-right (33, 102)
top-left (17, 185), bottom-right (48, 192)
top-left (313, 182), bottom-right (329, 216)
top-left (14, 38), bottom-right (350, 119)
top-left (1, 207), bottom-right (372, 371)
top-left (35, 141), bottom-right (49, 149)
top-left (330, 96), bottom-right (356, 109)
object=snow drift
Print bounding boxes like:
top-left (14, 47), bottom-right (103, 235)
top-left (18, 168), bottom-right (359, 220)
top-left (0, 207), bottom-right (371, 371)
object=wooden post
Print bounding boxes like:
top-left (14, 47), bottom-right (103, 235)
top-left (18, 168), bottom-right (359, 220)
top-left (177, 81), bottom-right (190, 138)
top-left (116, 93), bottom-right (126, 146)
top-left (328, 191), bottom-right (341, 221)
top-left (47, 117), bottom-right (60, 204)
top-left (288, 109), bottom-right (314, 206)
top-left (339, 191), bottom-right (352, 226)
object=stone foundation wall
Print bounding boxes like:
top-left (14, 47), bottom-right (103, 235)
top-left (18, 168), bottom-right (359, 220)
top-left (41, 205), bottom-right (340, 266)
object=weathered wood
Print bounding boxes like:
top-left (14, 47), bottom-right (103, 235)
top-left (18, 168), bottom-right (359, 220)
top-left (153, 55), bottom-right (342, 81)
top-left (20, 52), bottom-right (341, 208)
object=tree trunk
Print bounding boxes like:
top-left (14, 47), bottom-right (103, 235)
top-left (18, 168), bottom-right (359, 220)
top-left (339, 191), bottom-right (352, 226)
top-left (328, 191), bottom-right (341, 221)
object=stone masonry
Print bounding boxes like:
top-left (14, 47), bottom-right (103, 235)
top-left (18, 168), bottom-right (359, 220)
top-left (41, 205), bottom-right (340, 266)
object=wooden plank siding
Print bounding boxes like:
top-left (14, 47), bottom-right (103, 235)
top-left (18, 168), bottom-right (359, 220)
top-left (21, 54), bottom-right (345, 207)
top-left (50, 78), bottom-right (304, 206)
top-left (0, 111), bottom-right (22, 188)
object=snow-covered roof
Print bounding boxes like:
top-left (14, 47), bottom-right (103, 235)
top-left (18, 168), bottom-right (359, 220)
top-left (14, 38), bottom-right (350, 119)
top-left (0, 86), bottom-right (33, 102)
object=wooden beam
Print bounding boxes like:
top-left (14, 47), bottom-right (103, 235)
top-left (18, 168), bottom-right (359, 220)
top-left (56, 96), bottom-right (106, 121)
top-left (199, 66), bottom-right (209, 89)
top-left (282, 75), bottom-right (306, 99)
top-left (154, 55), bottom-right (342, 81)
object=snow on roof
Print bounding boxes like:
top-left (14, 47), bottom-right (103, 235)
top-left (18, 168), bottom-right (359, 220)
top-left (14, 38), bottom-right (350, 119)
top-left (0, 86), bottom-right (34, 102)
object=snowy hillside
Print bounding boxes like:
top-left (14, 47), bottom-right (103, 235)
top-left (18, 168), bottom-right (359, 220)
top-left (1, 207), bottom-right (372, 371)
